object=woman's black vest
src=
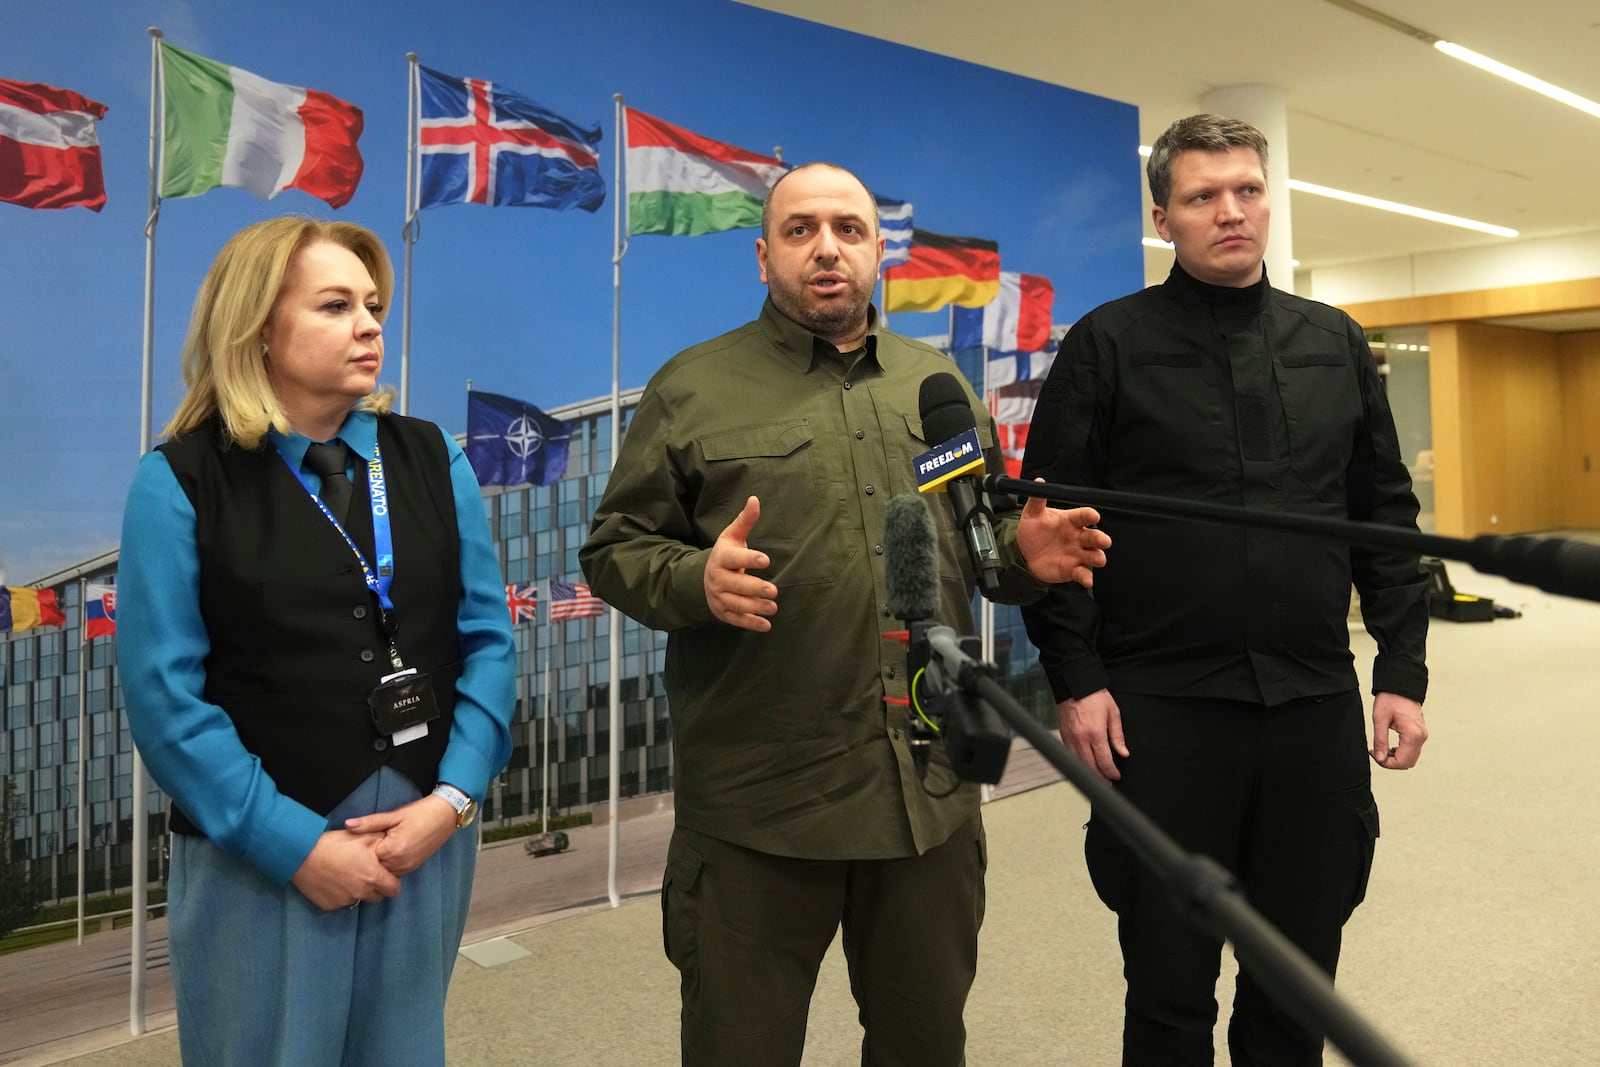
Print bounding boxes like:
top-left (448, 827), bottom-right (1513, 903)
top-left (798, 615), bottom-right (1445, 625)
top-left (157, 414), bottom-right (462, 835)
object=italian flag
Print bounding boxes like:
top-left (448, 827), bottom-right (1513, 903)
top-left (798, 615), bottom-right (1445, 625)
top-left (159, 42), bottom-right (364, 208)
top-left (624, 107), bottom-right (786, 237)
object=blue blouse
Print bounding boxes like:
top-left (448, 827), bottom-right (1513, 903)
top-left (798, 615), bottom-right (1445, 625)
top-left (117, 409), bottom-right (515, 884)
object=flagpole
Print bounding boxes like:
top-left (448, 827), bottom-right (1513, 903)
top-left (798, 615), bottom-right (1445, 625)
top-left (400, 53), bottom-right (420, 416)
top-left (541, 604), bottom-right (551, 835)
top-left (76, 579), bottom-right (87, 946)
top-left (126, 26), bottom-right (167, 1037)
top-left (604, 94), bottom-right (628, 910)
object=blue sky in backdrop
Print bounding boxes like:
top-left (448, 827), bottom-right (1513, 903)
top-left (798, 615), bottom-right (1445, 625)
top-left (0, 0), bottom-right (1140, 584)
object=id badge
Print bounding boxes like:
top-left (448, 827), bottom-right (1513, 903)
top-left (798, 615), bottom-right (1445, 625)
top-left (368, 668), bottom-right (440, 738)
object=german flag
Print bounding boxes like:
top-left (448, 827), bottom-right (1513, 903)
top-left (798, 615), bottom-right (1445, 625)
top-left (882, 230), bottom-right (1001, 313)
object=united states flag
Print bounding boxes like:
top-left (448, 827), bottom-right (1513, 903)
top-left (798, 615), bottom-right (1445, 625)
top-left (505, 583), bottom-right (538, 625)
top-left (549, 579), bottom-right (605, 620)
top-left (417, 65), bottom-right (604, 211)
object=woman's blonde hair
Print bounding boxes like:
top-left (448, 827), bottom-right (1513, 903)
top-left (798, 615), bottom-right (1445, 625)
top-left (164, 216), bottom-right (396, 448)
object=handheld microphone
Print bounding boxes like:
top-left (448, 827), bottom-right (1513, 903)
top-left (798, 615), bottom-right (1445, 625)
top-left (917, 373), bottom-right (1004, 596)
top-left (884, 492), bottom-right (940, 621)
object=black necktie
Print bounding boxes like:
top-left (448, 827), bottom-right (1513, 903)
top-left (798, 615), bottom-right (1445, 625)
top-left (304, 442), bottom-right (353, 522)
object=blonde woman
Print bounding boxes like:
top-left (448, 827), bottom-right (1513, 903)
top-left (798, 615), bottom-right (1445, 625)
top-left (118, 217), bottom-right (514, 1065)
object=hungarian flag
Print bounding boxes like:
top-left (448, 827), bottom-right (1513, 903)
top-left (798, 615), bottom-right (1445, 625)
top-left (624, 107), bottom-right (785, 237)
top-left (159, 42), bottom-right (364, 208)
top-left (951, 272), bottom-right (1055, 353)
top-left (0, 77), bottom-right (108, 211)
top-left (0, 585), bottom-right (65, 635)
top-left (883, 229), bottom-right (1000, 313)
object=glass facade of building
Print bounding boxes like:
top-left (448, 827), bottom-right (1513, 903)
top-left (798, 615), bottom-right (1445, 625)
top-left (2, 363), bottom-right (1059, 902)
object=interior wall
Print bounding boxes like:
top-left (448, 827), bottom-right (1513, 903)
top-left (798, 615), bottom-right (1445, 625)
top-left (1556, 332), bottom-right (1600, 528)
top-left (1436, 323), bottom-right (1564, 537)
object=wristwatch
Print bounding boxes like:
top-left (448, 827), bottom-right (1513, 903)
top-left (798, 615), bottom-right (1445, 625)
top-left (431, 783), bottom-right (479, 828)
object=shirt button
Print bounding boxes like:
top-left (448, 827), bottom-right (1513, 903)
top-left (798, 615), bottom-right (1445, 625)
top-left (373, 738), bottom-right (388, 751)
top-left (353, 605), bottom-right (368, 619)
top-left (843, 381), bottom-right (853, 390)
top-left (360, 649), bottom-right (375, 662)
top-left (855, 430), bottom-right (864, 440)
top-left (887, 666), bottom-right (897, 678)
top-left (865, 486), bottom-right (875, 496)
top-left (874, 544), bottom-right (884, 555)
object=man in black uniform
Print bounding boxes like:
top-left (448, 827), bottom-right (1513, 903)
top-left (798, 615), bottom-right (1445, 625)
top-left (1021, 114), bottom-right (1431, 1065)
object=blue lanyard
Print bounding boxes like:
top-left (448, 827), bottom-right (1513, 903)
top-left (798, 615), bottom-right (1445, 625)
top-left (281, 439), bottom-right (398, 614)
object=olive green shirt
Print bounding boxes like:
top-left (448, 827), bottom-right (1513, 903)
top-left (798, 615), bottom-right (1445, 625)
top-left (581, 299), bottom-right (1045, 859)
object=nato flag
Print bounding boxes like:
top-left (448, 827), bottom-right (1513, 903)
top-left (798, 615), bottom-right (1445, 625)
top-left (466, 390), bottom-right (573, 488)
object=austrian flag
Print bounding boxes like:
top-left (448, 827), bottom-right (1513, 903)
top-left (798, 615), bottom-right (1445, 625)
top-left (0, 77), bottom-right (109, 211)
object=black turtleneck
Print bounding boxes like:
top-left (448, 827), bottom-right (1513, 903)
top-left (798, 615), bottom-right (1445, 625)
top-left (1019, 260), bottom-right (1430, 709)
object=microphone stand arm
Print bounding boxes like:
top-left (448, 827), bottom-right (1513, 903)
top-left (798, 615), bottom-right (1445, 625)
top-left (982, 474), bottom-right (1600, 604)
top-left (923, 626), bottom-right (1415, 1067)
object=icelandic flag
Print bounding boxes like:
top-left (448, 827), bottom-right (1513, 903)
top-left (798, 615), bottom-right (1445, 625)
top-left (417, 66), bottom-right (604, 211)
top-left (85, 582), bottom-right (116, 639)
top-left (876, 196), bottom-right (913, 269)
top-left (951, 272), bottom-right (1055, 353)
top-left (465, 390), bottom-right (572, 488)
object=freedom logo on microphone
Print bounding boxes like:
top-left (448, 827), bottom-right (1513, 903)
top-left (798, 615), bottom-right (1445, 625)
top-left (914, 428), bottom-right (984, 493)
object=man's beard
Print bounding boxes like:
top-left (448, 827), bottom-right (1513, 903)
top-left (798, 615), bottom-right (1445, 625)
top-left (769, 270), bottom-right (873, 340)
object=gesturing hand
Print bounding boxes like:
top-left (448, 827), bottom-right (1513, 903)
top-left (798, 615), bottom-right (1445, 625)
top-left (704, 495), bottom-right (779, 632)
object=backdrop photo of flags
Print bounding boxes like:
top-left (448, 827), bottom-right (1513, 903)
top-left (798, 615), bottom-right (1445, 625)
top-left (85, 582), bottom-right (117, 639)
top-left (417, 66), bottom-right (604, 211)
top-left (0, 585), bottom-right (65, 635)
top-left (876, 196), bottom-right (913, 269)
top-left (159, 41), bottom-right (364, 208)
top-left (549, 579), bottom-right (605, 620)
top-left (624, 107), bottom-right (786, 237)
top-left (991, 380), bottom-right (1044, 479)
top-left (883, 230), bottom-right (1001, 313)
top-left (0, 77), bottom-right (108, 211)
top-left (951, 272), bottom-right (1055, 353)
top-left (466, 390), bottom-right (573, 488)
top-left (505, 583), bottom-right (538, 625)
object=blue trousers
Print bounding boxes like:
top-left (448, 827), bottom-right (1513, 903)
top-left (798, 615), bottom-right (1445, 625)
top-left (167, 767), bottom-right (476, 1067)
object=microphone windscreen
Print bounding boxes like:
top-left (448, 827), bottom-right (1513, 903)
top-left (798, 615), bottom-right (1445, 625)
top-left (918, 372), bottom-right (977, 447)
top-left (884, 492), bottom-right (940, 619)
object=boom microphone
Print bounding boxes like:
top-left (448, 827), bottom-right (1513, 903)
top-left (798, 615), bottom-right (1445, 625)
top-left (918, 373), bottom-right (1004, 596)
top-left (884, 493), bottom-right (940, 620)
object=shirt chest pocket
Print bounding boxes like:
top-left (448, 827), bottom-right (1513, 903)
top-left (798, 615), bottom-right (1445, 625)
top-left (697, 420), bottom-right (851, 587)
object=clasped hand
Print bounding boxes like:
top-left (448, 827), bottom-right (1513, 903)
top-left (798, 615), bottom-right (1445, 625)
top-left (290, 793), bottom-right (460, 910)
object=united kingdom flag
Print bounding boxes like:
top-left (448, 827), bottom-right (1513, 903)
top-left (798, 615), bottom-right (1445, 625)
top-left (416, 66), bottom-right (605, 211)
top-left (505, 583), bottom-right (539, 625)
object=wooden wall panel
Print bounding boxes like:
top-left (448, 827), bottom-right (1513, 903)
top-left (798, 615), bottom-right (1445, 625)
top-left (1556, 332), bottom-right (1600, 528)
top-left (1451, 323), bottom-right (1562, 536)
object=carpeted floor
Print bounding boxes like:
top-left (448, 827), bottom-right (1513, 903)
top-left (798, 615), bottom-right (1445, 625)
top-left (50, 561), bottom-right (1600, 1066)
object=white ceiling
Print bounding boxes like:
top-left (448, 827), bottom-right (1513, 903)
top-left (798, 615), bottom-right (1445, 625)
top-left (740, 0), bottom-right (1600, 289)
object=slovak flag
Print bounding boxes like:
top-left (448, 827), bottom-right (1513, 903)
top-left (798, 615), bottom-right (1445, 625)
top-left (85, 582), bottom-right (116, 639)
top-left (505, 583), bottom-right (538, 625)
top-left (417, 66), bottom-right (604, 211)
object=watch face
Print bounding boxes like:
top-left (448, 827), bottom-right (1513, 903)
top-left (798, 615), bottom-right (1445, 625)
top-left (459, 799), bottom-right (479, 828)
